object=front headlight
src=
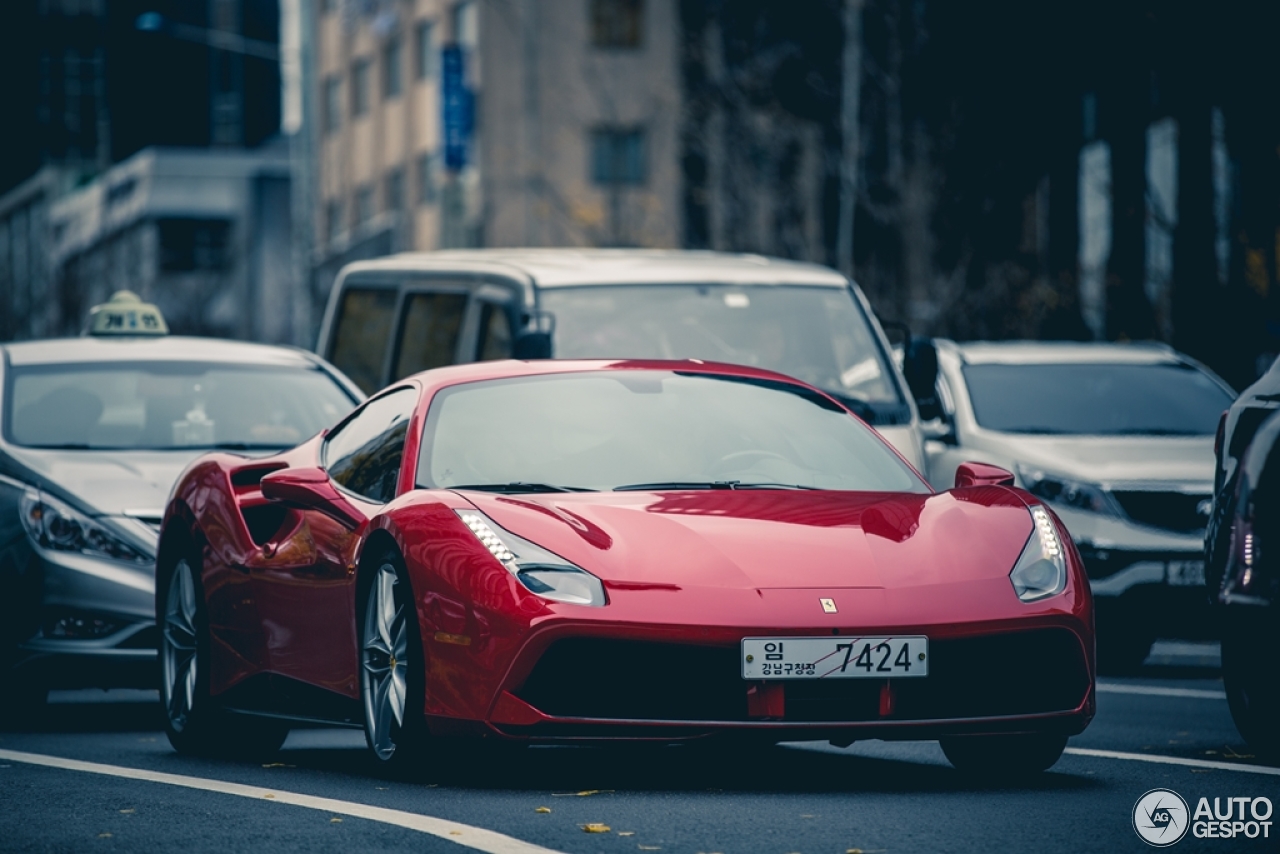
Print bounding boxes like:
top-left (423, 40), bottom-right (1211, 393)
top-left (1015, 464), bottom-right (1112, 515)
top-left (456, 510), bottom-right (607, 606)
top-left (19, 489), bottom-right (149, 565)
top-left (1010, 505), bottom-right (1068, 602)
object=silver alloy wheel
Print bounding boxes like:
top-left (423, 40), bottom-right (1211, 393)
top-left (161, 558), bottom-right (199, 732)
top-left (362, 561), bottom-right (409, 760)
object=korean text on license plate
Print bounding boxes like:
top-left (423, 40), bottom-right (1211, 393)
top-left (741, 636), bottom-right (929, 679)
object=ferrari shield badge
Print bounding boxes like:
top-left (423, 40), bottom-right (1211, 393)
top-left (820, 598), bottom-right (838, 613)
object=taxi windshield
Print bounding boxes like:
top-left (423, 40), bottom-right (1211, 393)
top-left (539, 284), bottom-right (906, 415)
top-left (5, 362), bottom-right (357, 450)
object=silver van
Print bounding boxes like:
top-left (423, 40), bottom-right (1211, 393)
top-left (316, 249), bottom-right (933, 470)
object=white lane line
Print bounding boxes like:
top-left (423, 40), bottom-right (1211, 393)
top-left (1065, 747), bottom-right (1280, 777)
top-left (1096, 682), bottom-right (1226, 700)
top-left (0, 749), bottom-right (562, 854)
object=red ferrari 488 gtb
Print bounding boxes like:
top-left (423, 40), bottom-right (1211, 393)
top-left (157, 359), bottom-right (1094, 775)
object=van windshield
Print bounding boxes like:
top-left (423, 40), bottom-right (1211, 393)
top-left (540, 284), bottom-right (908, 422)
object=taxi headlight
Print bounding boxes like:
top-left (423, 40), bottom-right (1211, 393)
top-left (455, 510), bottom-right (606, 606)
top-left (20, 489), bottom-right (149, 565)
top-left (1010, 505), bottom-right (1068, 602)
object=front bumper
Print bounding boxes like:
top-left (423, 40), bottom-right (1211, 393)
top-left (457, 582), bottom-right (1095, 743)
top-left (8, 543), bottom-right (156, 689)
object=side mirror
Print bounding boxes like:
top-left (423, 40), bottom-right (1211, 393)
top-left (954, 462), bottom-right (1015, 489)
top-left (903, 337), bottom-right (940, 418)
top-left (260, 467), bottom-right (364, 529)
top-left (513, 330), bottom-right (552, 359)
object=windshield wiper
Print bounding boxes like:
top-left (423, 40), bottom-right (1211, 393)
top-left (614, 480), bottom-right (819, 492)
top-left (447, 482), bottom-right (596, 494)
top-left (822, 390), bottom-right (876, 420)
top-left (613, 481), bottom-right (741, 491)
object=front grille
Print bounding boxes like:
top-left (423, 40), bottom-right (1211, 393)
top-left (1112, 490), bottom-right (1211, 534)
top-left (515, 629), bottom-right (1090, 724)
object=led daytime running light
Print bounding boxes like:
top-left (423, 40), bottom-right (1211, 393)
top-left (459, 512), bottom-right (515, 564)
top-left (1031, 506), bottom-right (1062, 558)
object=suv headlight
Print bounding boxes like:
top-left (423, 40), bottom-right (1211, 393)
top-left (20, 489), bottom-right (149, 565)
top-left (1010, 506), bottom-right (1068, 602)
top-left (456, 510), bottom-right (607, 606)
top-left (1015, 464), bottom-right (1112, 515)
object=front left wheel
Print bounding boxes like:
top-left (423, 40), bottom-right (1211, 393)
top-left (159, 554), bottom-right (288, 758)
top-left (360, 552), bottom-right (430, 773)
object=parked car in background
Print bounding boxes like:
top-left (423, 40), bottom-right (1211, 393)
top-left (0, 292), bottom-right (363, 718)
top-left (1206, 368), bottom-right (1279, 759)
top-left (157, 358), bottom-right (1093, 775)
top-left (316, 249), bottom-right (934, 471)
top-left (916, 340), bottom-right (1236, 671)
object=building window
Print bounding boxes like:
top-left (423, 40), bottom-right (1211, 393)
top-left (591, 127), bottom-right (646, 185)
top-left (590, 0), bottom-right (642, 48)
top-left (351, 59), bottom-right (370, 117)
top-left (157, 218), bottom-right (231, 272)
top-left (416, 151), bottom-right (441, 205)
top-left (385, 168), bottom-right (404, 212)
top-left (325, 199), bottom-right (344, 245)
top-left (415, 20), bottom-right (436, 80)
top-left (355, 185), bottom-right (374, 228)
top-left (382, 36), bottom-right (402, 99)
top-left (323, 75), bottom-right (341, 134)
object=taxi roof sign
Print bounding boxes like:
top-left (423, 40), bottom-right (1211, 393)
top-left (86, 290), bottom-right (169, 337)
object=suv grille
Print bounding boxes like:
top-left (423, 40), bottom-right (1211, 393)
top-left (1112, 490), bottom-right (1211, 534)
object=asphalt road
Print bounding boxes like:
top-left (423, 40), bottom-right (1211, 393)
top-left (2, 642), bottom-right (1278, 854)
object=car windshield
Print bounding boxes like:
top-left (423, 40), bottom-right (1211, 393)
top-left (539, 285), bottom-right (905, 413)
top-left (418, 371), bottom-right (927, 493)
top-left (963, 361), bottom-right (1235, 436)
top-left (5, 362), bottom-right (358, 450)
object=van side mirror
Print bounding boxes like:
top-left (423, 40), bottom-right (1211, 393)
top-left (903, 337), bottom-right (940, 420)
top-left (513, 331), bottom-right (552, 359)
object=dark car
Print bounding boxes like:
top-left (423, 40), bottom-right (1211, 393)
top-left (0, 293), bottom-right (362, 717)
top-left (1209, 407), bottom-right (1280, 758)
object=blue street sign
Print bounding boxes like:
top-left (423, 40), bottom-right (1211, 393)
top-left (442, 45), bottom-right (471, 171)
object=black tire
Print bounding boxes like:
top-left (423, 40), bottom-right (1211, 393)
top-left (157, 551), bottom-right (289, 759)
top-left (940, 733), bottom-right (1068, 777)
top-left (1223, 633), bottom-right (1280, 760)
top-left (358, 549), bottom-right (431, 776)
top-left (1095, 601), bottom-right (1155, 675)
top-left (0, 673), bottom-right (49, 729)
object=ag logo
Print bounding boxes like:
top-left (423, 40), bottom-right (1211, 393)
top-left (1134, 788), bottom-right (1190, 847)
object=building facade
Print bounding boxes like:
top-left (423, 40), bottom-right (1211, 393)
top-left (311, 0), bottom-right (683, 271)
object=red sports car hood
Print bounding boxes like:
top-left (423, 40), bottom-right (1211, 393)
top-left (461, 488), bottom-right (1035, 591)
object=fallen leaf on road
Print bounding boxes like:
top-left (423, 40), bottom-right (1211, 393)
top-left (638, 847), bottom-right (661, 851)
top-left (376, 787), bottom-right (389, 791)
top-left (119, 809), bottom-right (135, 814)
top-left (555, 789), bottom-right (614, 797)
top-left (618, 831), bottom-right (634, 836)
top-left (582, 823), bottom-right (611, 833)
top-left (98, 833), bottom-right (112, 838)
top-left (261, 763), bottom-right (295, 768)
top-left (330, 818), bottom-right (343, 824)
top-left (535, 807), bottom-right (552, 814)
top-left (263, 794), bottom-right (275, 799)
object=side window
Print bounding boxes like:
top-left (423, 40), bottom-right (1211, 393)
top-left (324, 387), bottom-right (417, 503)
top-left (328, 286), bottom-right (397, 394)
top-left (476, 302), bottom-right (513, 361)
top-left (393, 291), bottom-right (467, 380)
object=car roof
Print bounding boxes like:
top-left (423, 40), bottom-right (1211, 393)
top-left (394, 357), bottom-right (830, 396)
top-left (2, 335), bottom-right (325, 368)
top-left (936, 339), bottom-right (1185, 366)
top-left (337, 248), bottom-right (851, 289)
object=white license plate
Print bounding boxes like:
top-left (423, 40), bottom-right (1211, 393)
top-left (1168, 560), bottom-right (1206, 587)
top-left (741, 636), bottom-right (929, 679)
